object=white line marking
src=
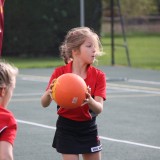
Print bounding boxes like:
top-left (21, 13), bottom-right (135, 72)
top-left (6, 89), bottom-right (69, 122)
top-left (128, 79), bottom-right (160, 85)
top-left (108, 94), bottom-right (160, 98)
top-left (99, 136), bottom-right (160, 150)
top-left (18, 74), bottom-right (160, 86)
top-left (13, 93), bottom-right (42, 96)
top-left (108, 86), bottom-right (160, 94)
top-left (11, 98), bottom-right (40, 102)
top-left (17, 119), bottom-right (56, 130)
top-left (17, 119), bottom-right (160, 150)
top-left (108, 83), bottom-right (160, 91)
top-left (11, 93), bottom-right (160, 102)
top-left (18, 74), bottom-right (160, 94)
top-left (18, 74), bottom-right (49, 82)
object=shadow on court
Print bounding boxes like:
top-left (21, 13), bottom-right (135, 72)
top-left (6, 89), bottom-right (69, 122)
top-left (9, 66), bottom-right (160, 160)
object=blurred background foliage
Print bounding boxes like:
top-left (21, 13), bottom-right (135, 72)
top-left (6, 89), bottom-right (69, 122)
top-left (3, 0), bottom-right (102, 57)
top-left (2, 0), bottom-right (160, 62)
top-left (102, 0), bottom-right (159, 17)
top-left (102, 0), bottom-right (160, 34)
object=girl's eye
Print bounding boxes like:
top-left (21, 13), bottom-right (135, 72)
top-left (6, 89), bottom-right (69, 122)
top-left (86, 45), bottom-right (92, 48)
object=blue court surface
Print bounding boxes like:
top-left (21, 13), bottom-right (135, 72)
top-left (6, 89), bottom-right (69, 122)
top-left (9, 66), bottom-right (160, 160)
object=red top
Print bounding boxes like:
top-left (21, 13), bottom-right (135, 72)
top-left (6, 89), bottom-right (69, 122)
top-left (0, 106), bottom-right (17, 145)
top-left (47, 61), bottom-right (106, 121)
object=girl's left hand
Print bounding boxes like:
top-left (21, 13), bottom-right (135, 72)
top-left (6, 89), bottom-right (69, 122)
top-left (81, 86), bottom-right (92, 106)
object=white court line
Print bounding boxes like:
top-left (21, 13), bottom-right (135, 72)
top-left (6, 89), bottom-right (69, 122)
top-left (18, 74), bottom-right (49, 83)
top-left (108, 86), bottom-right (160, 94)
top-left (18, 74), bottom-right (160, 94)
top-left (108, 94), bottom-right (160, 98)
top-left (108, 83), bottom-right (160, 91)
top-left (11, 98), bottom-right (40, 102)
top-left (19, 74), bottom-right (160, 86)
top-left (128, 79), bottom-right (160, 85)
top-left (108, 82), bottom-right (160, 95)
top-left (13, 93), bottom-right (42, 96)
top-left (17, 119), bottom-right (56, 130)
top-left (17, 119), bottom-right (160, 150)
top-left (11, 94), bottom-right (160, 102)
top-left (99, 136), bottom-right (160, 150)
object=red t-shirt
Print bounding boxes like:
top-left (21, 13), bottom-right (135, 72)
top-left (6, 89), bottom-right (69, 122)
top-left (0, 106), bottom-right (17, 145)
top-left (47, 61), bottom-right (106, 121)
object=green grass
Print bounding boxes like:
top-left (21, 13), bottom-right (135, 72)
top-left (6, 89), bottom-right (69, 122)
top-left (100, 33), bottom-right (160, 70)
top-left (3, 57), bottom-right (65, 68)
top-left (2, 33), bottom-right (160, 70)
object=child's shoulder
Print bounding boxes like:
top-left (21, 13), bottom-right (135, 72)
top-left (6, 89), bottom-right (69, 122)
top-left (51, 64), bottom-right (68, 79)
top-left (54, 62), bottom-right (71, 76)
top-left (0, 107), bottom-right (15, 118)
top-left (54, 65), bottom-right (66, 75)
top-left (0, 107), bottom-right (16, 128)
top-left (55, 65), bottom-right (66, 71)
top-left (90, 65), bottom-right (105, 75)
top-left (0, 107), bottom-right (11, 115)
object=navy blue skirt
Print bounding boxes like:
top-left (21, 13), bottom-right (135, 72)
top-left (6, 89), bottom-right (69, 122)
top-left (52, 116), bottom-right (102, 154)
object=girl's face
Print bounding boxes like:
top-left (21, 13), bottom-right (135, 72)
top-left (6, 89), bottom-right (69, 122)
top-left (0, 78), bottom-right (16, 108)
top-left (78, 37), bottom-right (97, 64)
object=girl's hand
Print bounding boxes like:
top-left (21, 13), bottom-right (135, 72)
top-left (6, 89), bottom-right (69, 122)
top-left (49, 79), bottom-right (57, 100)
top-left (81, 86), bottom-right (92, 106)
top-left (41, 79), bottom-right (57, 108)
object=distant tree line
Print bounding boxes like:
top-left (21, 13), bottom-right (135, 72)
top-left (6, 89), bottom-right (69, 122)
top-left (2, 0), bottom-right (102, 57)
top-left (102, 0), bottom-right (160, 17)
top-left (3, 0), bottom-right (159, 58)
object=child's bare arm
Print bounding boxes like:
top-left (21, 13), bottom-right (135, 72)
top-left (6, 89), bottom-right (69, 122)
top-left (41, 79), bottom-right (56, 108)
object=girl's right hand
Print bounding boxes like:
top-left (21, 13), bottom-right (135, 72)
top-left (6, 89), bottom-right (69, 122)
top-left (49, 79), bottom-right (57, 100)
top-left (41, 79), bottom-right (57, 108)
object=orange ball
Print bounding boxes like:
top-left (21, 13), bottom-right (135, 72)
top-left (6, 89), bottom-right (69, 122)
top-left (52, 73), bottom-right (87, 109)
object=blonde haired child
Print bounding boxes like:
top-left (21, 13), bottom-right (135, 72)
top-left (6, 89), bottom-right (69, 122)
top-left (0, 60), bottom-right (18, 160)
top-left (41, 27), bottom-right (106, 160)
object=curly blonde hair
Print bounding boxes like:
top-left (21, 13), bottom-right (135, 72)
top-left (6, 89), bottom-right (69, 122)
top-left (0, 60), bottom-right (18, 88)
top-left (60, 27), bottom-right (103, 64)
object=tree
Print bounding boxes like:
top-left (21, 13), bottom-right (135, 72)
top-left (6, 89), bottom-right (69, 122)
top-left (3, 0), bottom-right (102, 57)
top-left (102, 0), bottom-right (158, 18)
